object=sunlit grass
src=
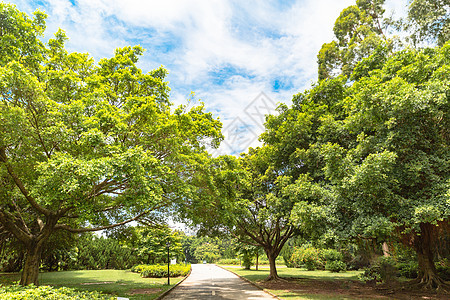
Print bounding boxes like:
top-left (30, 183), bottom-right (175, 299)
top-left (224, 266), bottom-right (363, 300)
top-left (223, 266), bottom-right (362, 281)
top-left (0, 270), bottom-right (183, 300)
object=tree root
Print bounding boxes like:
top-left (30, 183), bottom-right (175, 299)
top-left (264, 275), bottom-right (288, 282)
top-left (405, 274), bottom-right (450, 294)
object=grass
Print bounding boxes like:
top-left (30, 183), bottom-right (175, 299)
top-left (222, 265), bottom-right (362, 281)
top-left (0, 269), bottom-right (184, 300)
top-left (223, 265), bottom-right (364, 300)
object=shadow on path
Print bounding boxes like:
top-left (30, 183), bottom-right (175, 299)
top-left (163, 264), bottom-right (275, 300)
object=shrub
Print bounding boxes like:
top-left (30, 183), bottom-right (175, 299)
top-left (131, 264), bottom-right (147, 273)
top-left (396, 261), bottom-right (418, 279)
top-left (325, 260), bottom-right (347, 272)
top-left (131, 264), bottom-right (191, 278)
top-left (322, 249), bottom-right (346, 272)
top-left (0, 285), bottom-right (113, 299)
top-left (436, 258), bottom-right (450, 281)
top-left (290, 247), bottom-right (323, 270)
top-left (359, 256), bottom-right (397, 283)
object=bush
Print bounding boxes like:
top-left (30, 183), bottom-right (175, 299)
top-left (396, 261), bottom-right (418, 279)
top-left (436, 258), bottom-right (450, 281)
top-left (325, 260), bottom-right (347, 272)
top-left (131, 264), bottom-right (191, 278)
top-left (322, 249), bottom-right (346, 272)
top-left (359, 256), bottom-right (397, 283)
top-left (0, 285), bottom-right (113, 299)
top-left (290, 247), bottom-right (324, 270)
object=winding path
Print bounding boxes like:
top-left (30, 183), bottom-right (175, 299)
top-left (162, 264), bottom-right (276, 299)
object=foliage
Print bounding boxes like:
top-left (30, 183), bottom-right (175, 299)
top-left (0, 285), bottom-right (113, 300)
top-left (193, 242), bottom-right (220, 263)
top-left (322, 249), bottom-right (347, 272)
top-left (217, 258), bottom-right (241, 265)
top-left (407, 0), bottom-right (450, 46)
top-left (358, 256), bottom-right (398, 283)
top-left (241, 251), bottom-right (253, 270)
top-left (397, 261), bottom-right (419, 279)
top-left (317, 0), bottom-right (395, 79)
top-left (70, 234), bottom-right (137, 270)
top-left (115, 225), bottom-right (184, 264)
top-left (131, 264), bottom-right (190, 278)
top-left (0, 3), bottom-right (222, 285)
top-left (289, 247), bottom-right (324, 271)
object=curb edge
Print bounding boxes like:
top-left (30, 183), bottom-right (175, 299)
top-left (154, 266), bottom-right (192, 300)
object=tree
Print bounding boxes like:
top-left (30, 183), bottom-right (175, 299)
top-left (407, 0), bottom-right (450, 46)
top-left (317, 0), bottom-right (394, 80)
top-left (0, 3), bottom-right (222, 285)
top-left (321, 43), bottom-right (449, 290)
top-left (134, 225), bottom-right (184, 264)
top-left (186, 151), bottom-right (326, 280)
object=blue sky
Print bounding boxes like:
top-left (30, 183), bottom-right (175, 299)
top-left (10, 0), bottom-right (407, 156)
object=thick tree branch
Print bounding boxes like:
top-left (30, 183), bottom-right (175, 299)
top-left (0, 147), bottom-right (51, 216)
top-left (54, 210), bottom-right (149, 233)
top-left (0, 209), bottom-right (32, 244)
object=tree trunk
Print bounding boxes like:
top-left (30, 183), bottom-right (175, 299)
top-left (414, 223), bottom-right (448, 291)
top-left (20, 242), bottom-right (43, 286)
top-left (256, 251), bottom-right (259, 271)
top-left (265, 249), bottom-right (279, 280)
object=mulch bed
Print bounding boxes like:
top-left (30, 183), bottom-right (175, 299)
top-left (259, 278), bottom-right (449, 299)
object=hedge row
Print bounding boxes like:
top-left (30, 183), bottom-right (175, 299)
top-left (0, 285), bottom-right (113, 300)
top-left (131, 264), bottom-right (191, 278)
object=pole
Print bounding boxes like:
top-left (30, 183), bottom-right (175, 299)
top-left (167, 242), bottom-right (170, 285)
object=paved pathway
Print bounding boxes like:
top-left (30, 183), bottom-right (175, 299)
top-left (163, 264), bottom-right (276, 299)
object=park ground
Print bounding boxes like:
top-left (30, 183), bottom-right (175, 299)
top-left (0, 269), bottom-right (182, 300)
top-left (222, 265), bottom-right (449, 300)
top-left (1, 265), bottom-right (449, 299)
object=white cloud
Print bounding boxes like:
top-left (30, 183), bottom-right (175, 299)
top-left (11, 0), bottom-right (408, 156)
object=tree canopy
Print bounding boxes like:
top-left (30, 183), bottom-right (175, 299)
top-left (0, 3), bottom-right (222, 285)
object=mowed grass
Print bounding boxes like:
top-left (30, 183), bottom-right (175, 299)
top-left (223, 266), bottom-right (363, 300)
top-left (0, 269), bottom-right (184, 300)
top-left (223, 265), bottom-right (361, 281)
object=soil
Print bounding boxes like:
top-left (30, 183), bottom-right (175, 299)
top-left (258, 278), bottom-right (449, 299)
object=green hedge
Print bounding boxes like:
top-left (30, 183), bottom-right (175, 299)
top-left (0, 285), bottom-right (113, 300)
top-left (131, 264), bottom-right (191, 278)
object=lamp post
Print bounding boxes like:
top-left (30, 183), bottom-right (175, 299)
top-left (166, 241), bottom-right (170, 285)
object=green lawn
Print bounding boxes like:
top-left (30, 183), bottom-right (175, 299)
top-left (223, 266), bottom-right (362, 281)
top-left (223, 265), bottom-right (364, 300)
top-left (0, 270), bottom-right (183, 300)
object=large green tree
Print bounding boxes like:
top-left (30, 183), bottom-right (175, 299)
top-left (0, 3), bottom-right (222, 285)
top-left (407, 0), bottom-right (449, 46)
top-left (321, 43), bottom-right (449, 290)
top-left (317, 0), bottom-right (393, 80)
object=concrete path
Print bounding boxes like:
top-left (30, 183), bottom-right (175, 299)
top-left (163, 264), bottom-right (276, 299)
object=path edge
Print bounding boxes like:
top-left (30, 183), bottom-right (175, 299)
top-left (154, 266), bottom-right (192, 300)
top-left (216, 264), bottom-right (281, 299)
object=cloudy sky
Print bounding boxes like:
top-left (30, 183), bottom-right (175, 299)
top-left (10, 0), bottom-right (407, 156)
